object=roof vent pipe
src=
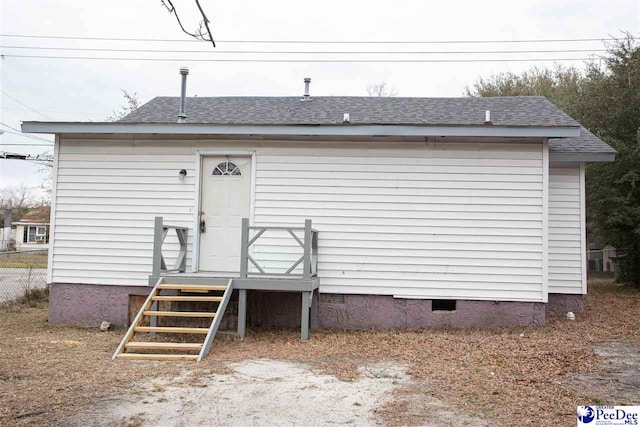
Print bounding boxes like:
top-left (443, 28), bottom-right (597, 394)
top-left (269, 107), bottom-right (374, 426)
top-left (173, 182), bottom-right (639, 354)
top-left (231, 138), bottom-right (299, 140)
top-left (178, 67), bottom-right (189, 123)
top-left (302, 77), bottom-right (311, 101)
top-left (485, 110), bottom-right (492, 125)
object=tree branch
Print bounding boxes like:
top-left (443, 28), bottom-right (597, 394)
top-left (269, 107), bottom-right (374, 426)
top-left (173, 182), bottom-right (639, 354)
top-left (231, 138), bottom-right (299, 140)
top-left (161, 0), bottom-right (215, 47)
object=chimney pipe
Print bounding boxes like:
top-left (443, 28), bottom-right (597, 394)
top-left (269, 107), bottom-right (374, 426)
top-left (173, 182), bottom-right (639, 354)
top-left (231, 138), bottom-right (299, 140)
top-left (178, 67), bottom-right (189, 123)
top-left (302, 77), bottom-right (311, 101)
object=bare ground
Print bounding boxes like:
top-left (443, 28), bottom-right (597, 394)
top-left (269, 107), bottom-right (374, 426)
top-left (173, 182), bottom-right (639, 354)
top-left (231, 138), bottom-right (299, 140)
top-left (0, 281), bottom-right (638, 426)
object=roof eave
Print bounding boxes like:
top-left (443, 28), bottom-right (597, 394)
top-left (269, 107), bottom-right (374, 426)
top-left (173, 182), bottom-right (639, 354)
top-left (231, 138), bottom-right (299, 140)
top-left (22, 122), bottom-right (580, 138)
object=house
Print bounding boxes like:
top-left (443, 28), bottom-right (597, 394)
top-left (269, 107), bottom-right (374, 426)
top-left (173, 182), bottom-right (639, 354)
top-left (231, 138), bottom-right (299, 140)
top-left (11, 206), bottom-right (50, 251)
top-left (22, 72), bottom-right (616, 360)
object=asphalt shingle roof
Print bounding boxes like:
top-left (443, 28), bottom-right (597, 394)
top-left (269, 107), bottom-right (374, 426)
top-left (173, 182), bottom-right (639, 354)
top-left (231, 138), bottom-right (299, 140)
top-left (120, 95), bottom-right (614, 156)
top-left (549, 127), bottom-right (616, 155)
top-left (121, 96), bottom-right (580, 127)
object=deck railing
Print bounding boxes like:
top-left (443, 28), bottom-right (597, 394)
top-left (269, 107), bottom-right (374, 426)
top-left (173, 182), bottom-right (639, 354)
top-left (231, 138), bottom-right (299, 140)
top-left (151, 216), bottom-right (188, 277)
top-left (239, 218), bottom-right (319, 280)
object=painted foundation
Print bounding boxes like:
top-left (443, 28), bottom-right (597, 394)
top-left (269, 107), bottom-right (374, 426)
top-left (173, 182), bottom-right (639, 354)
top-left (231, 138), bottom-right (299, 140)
top-left (546, 293), bottom-right (584, 314)
top-left (49, 283), bottom-right (151, 326)
top-left (253, 291), bottom-right (546, 328)
top-left (50, 284), bottom-right (578, 328)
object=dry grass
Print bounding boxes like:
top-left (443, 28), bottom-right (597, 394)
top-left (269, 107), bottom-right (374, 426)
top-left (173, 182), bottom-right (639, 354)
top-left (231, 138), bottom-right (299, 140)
top-left (0, 252), bottom-right (48, 269)
top-left (0, 281), bottom-right (638, 426)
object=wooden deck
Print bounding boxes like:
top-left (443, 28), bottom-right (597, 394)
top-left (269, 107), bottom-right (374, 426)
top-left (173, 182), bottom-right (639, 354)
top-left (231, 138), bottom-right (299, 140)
top-left (148, 216), bottom-right (320, 344)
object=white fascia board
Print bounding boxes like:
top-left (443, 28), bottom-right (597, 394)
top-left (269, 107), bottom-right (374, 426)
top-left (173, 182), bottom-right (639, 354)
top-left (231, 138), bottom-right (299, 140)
top-left (22, 122), bottom-right (580, 138)
top-left (550, 153), bottom-right (616, 162)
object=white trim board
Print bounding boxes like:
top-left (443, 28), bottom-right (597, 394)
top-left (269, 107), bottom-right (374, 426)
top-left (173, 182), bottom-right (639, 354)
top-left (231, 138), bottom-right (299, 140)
top-left (541, 139), bottom-right (549, 303)
top-left (22, 122), bottom-right (580, 138)
top-left (191, 149), bottom-right (256, 273)
top-left (47, 135), bottom-right (60, 284)
top-left (580, 162), bottom-right (587, 294)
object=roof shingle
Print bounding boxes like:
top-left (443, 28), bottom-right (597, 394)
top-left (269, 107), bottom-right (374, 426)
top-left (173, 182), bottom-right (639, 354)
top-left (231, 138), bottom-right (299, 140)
top-left (120, 96), bottom-right (580, 127)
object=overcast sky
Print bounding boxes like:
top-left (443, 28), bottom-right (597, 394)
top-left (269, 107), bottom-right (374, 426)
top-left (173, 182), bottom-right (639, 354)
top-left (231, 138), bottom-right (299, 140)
top-left (1, 0), bottom-right (639, 196)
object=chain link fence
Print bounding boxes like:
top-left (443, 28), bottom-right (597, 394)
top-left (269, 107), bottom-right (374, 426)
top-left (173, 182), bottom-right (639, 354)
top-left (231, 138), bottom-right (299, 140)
top-left (0, 249), bottom-right (48, 303)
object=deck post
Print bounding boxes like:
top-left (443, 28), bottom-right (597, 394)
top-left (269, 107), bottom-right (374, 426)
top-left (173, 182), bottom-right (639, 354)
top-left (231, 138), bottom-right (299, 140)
top-left (151, 216), bottom-right (163, 279)
top-left (301, 291), bottom-right (310, 340)
top-left (310, 289), bottom-right (318, 330)
top-left (238, 289), bottom-right (247, 338)
top-left (149, 300), bottom-right (158, 332)
top-left (303, 219), bottom-right (312, 280)
top-left (240, 218), bottom-right (249, 279)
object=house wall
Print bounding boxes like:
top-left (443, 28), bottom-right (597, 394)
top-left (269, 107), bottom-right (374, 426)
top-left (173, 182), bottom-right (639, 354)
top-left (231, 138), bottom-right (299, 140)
top-left (51, 135), bottom-right (546, 302)
top-left (548, 164), bottom-right (584, 294)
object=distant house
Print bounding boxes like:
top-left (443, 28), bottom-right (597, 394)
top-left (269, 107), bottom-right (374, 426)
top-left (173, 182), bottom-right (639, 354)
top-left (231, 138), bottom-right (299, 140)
top-left (12, 206), bottom-right (50, 250)
top-left (23, 74), bottom-right (617, 337)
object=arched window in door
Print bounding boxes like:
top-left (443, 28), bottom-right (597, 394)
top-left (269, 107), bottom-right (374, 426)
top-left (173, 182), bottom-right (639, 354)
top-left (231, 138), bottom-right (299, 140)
top-left (212, 161), bottom-right (242, 176)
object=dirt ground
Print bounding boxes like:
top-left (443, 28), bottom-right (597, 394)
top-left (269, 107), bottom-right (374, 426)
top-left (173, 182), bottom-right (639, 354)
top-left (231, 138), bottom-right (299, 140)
top-left (0, 281), bottom-right (638, 427)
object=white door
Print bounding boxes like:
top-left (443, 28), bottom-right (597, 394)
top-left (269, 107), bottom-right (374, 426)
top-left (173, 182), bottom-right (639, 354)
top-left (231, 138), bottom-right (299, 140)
top-left (198, 156), bottom-right (252, 272)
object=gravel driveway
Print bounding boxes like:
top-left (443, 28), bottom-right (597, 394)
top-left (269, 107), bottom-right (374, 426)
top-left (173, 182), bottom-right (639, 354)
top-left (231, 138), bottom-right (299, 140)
top-left (0, 268), bottom-right (47, 302)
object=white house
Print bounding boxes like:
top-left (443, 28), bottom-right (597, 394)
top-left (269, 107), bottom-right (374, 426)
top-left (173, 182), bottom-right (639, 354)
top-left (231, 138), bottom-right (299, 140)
top-left (11, 206), bottom-right (50, 251)
top-left (22, 73), bottom-right (615, 359)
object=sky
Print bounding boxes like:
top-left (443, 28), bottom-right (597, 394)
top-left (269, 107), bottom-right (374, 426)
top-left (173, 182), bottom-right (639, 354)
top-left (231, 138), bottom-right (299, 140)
top-left (0, 0), bottom-right (639, 196)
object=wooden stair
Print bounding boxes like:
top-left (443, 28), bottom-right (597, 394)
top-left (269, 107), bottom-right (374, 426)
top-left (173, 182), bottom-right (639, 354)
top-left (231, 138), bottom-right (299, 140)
top-left (112, 277), bottom-right (234, 362)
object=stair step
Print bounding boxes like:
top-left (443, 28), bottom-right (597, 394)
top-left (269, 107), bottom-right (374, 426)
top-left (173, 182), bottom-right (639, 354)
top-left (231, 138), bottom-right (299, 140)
top-left (151, 296), bottom-right (223, 302)
top-left (157, 284), bottom-right (227, 292)
top-left (143, 310), bottom-right (216, 318)
top-left (125, 341), bottom-right (203, 350)
top-left (134, 326), bottom-right (209, 334)
top-left (117, 353), bottom-right (199, 361)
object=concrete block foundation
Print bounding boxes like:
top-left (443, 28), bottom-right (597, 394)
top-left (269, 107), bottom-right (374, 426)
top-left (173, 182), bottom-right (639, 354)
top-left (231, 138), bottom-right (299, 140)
top-left (50, 283), bottom-right (573, 329)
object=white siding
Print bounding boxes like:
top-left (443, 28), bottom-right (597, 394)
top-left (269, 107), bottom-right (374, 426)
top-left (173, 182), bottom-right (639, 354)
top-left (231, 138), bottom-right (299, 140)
top-left (548, 164), bottom-right (584, 294)
top-left (51, 136), bottom-right (545, 301)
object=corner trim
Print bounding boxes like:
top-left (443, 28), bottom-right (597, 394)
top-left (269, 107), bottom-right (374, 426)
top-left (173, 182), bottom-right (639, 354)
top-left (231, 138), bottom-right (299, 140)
top-left (580, 163), bottom-right (587, 294)
top-left (47, 135), bottom-right (60, 284)
top-left (542, 139), bottom-right (549, 303)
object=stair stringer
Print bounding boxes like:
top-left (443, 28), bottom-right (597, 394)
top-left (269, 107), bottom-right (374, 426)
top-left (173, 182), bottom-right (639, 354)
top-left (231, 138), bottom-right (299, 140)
top-left (198, 278), bottom-right (234, 361)
top-left (112, 277), bottom-right (163, 360)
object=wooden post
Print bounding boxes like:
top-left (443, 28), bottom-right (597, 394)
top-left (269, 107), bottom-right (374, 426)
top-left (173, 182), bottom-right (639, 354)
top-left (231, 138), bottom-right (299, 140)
top-left (151, 216), bottom-right (163, 278)
top-left (301, 291), bottom-right (310, 340)
top-left (303, 219), bottom-right (312, 280)
top-left (238, 289), bottom-right (247, 338)
top-left (240, 218), bottom-right (249, 279)
top-left (310, 289), bottom-right (318, 330)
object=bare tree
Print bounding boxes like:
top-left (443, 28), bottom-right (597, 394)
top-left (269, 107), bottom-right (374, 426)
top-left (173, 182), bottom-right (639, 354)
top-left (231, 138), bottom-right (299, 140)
top-left (108, 90), bottom-right (141, 121)
top-left (0, 184), bottom-right (35, 209)
top-left (161, 0), bottom-right (216, 47)
top-left (366, 82), bottom-right (398, 97)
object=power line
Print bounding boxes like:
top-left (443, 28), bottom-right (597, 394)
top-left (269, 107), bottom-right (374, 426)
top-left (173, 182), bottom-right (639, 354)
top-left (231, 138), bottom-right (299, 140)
top-left (0, 123), bottom-right (53, 143)
top-left (2, 54), bottom-right (596, 63)
top-left (0, 33), bottom-right (634, 44)
top-left (0, 90), bottom-right (53, 120)
top-left (1, 129), bottom-right (54, 144)
top-left (0, 45), bottom-right (609, 55)
top-left (0, 142), bottom-right (53, 146)
top-left (1, 106), bottom-right (108, 116)
top-left (0, 129), bottom-right (54, 145)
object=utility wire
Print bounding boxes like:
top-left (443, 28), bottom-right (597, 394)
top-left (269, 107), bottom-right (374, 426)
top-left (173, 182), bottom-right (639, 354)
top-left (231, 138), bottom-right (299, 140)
top-left (0, 122), bottom-right (53, 143)
top-left (0, 90), bottom-right (53, 120)
top-left (0, 33), bottom-right (635, 44)
top-left (0, 45), bottom-right (609, 54)
top-left (1, 106), bottom-right (108, 116)
top-left (2, 54), bottom-right (595, 63)
top-left (0, 129), bottom-right (54, 145)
